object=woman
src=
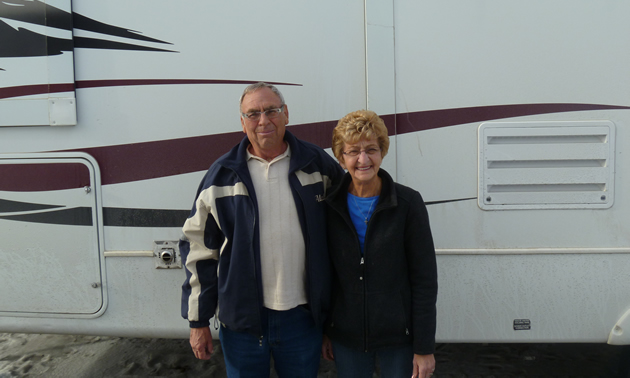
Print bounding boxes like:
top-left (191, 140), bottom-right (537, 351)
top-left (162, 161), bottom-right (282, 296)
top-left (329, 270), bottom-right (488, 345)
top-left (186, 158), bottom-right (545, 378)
top-left (322, 110), bottom-right (438, 378)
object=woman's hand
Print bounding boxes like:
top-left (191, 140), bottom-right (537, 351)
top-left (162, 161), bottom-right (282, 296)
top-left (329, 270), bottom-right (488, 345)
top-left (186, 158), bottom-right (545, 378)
top-left (321, 335), bottom-right (335, 361)
top-left (412, 353), bottom-right (435, 378)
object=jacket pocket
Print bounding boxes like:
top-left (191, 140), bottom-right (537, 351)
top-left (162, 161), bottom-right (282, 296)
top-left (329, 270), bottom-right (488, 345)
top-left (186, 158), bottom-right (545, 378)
top-left (329, 289), bottom-right (363, 339)
top-left (366, 289), bottom-right (411, 341)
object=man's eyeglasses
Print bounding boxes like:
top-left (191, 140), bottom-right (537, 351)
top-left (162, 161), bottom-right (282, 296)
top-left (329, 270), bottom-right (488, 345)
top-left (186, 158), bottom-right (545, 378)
top-left (241, 105), bottom-right (284, 121)
top-left (342, 147), bottom-right (381, 157)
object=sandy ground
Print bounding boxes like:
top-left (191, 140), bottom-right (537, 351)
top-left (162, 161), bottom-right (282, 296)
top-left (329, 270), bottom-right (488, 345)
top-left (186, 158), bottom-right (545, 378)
top-left (0, 333), bottom-right (628, 377)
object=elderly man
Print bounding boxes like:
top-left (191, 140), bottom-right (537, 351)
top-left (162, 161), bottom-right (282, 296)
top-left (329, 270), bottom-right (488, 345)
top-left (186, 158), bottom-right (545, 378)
top-left (180, 82), bottom-right (343, 377)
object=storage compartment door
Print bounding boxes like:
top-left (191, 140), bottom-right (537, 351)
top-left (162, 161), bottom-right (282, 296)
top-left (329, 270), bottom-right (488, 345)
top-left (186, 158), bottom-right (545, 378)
top-left (0, 156), bottom-right (103, 316)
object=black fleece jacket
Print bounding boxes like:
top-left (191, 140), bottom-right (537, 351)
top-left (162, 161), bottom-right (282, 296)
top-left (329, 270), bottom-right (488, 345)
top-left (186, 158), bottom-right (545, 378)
top-left (325, 169), bottom-right (438, 354)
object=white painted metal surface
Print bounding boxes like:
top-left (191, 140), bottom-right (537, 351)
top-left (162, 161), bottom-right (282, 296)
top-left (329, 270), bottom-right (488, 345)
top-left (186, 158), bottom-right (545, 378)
top-left (392, 0), bottom-right (630, 344)
top-left (608, 308), bottom-right (630, 345)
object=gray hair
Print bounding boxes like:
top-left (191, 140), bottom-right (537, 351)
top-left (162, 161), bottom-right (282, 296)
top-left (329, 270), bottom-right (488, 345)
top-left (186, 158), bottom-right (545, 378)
top-left (239, 82), bottom-right (285, 109)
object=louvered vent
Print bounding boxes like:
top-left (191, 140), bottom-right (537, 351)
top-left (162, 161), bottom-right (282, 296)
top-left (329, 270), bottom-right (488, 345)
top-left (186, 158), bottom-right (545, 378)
top-left (478, 121), bottom-right (615, 210)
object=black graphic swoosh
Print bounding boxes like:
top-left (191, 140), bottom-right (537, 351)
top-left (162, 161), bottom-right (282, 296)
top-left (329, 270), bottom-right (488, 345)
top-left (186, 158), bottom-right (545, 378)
top-left (0, 199), bottom-right (63, 213)
top-left (0, 0), bottom-right (174, 60)
top-left (425, 198), bottom-right (477, 206)
top-left (1, 201), bottom-right (475, 228)
top-left (0, 21), bottom-right (72, 57)
top-left (0, 207), bottom-right (92, 226)
top-left (0, 202), bottom-right (186, 227)
top-left (103, 208), bottom-right (189, 228)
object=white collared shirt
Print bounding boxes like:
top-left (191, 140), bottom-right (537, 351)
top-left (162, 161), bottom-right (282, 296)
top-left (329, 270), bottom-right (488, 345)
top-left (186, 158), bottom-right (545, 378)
top-left (247, 146), bottom-right (307, 310)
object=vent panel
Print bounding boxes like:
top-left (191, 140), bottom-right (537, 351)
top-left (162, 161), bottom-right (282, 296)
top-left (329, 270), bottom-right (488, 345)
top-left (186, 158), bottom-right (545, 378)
top-left (478, 121), bottom-right (615, 210)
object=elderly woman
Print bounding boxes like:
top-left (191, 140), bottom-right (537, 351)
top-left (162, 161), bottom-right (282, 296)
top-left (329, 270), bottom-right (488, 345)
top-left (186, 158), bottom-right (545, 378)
top-left (322, 110), bottom-right (438, 378)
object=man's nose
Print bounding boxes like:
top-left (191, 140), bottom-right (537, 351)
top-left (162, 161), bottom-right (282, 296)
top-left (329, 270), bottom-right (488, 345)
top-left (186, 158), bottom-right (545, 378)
top-left (258, 112), bottom-right (271, 125)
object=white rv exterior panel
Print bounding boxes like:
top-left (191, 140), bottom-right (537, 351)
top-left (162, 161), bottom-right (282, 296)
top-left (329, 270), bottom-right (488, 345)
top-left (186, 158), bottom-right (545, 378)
top-left (392, 1), bottom-right (630, 111)
top-left (365, 0), bottom-right (397, 177)
top-left (366, 0), bottom-right (395, 116)
top-left (437, 253), bottom-right (630, 342)
top-left (0, 99), bottom-right (51, 127)
top-left (393, 0), bottom-right (630, 344)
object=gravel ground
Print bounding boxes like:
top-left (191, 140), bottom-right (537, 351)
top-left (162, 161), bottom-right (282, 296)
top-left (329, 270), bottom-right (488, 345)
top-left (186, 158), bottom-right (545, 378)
top-left (1, 333), bottom-right (629, 377)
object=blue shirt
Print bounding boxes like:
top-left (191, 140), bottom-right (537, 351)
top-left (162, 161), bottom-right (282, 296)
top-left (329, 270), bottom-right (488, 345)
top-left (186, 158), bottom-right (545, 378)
top-left (347, 193), bottom-right (379, 254)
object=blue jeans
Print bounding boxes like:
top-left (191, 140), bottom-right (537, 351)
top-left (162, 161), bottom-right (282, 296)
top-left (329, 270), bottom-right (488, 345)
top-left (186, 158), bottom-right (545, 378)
top-left (331, 341), bottom-right (413, 378)
top-left (219, 306), bottom-right (322, 378)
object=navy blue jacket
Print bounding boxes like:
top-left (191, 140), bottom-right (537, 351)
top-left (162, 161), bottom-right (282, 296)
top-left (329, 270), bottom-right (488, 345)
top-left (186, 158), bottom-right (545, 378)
top-left (180, 131), bottom-right (343, 336)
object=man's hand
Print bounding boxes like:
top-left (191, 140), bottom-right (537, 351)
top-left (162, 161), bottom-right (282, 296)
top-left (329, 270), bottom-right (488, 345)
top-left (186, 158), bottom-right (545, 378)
top-left (412, 353), bottom-right (435, 378)
top-left (321, 335), bottom-right (334, 361)
top-left (190, 327), bottom-right (213, 360)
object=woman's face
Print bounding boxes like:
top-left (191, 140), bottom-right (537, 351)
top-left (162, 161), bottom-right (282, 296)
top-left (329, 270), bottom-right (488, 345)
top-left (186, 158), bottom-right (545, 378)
top-left (341, 137), bottom-right (383, 186)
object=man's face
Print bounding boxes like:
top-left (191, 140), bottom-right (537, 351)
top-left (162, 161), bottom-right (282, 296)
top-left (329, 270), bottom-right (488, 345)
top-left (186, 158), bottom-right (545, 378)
top-left (240, 87), bottom-right (289, 160)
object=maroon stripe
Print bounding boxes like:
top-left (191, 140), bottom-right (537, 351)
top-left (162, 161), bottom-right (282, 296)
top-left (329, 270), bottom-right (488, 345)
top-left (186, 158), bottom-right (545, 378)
top-left (396, 103), bottom-right (629, 133)
top-left (74, 119), bottom-right (341, 186)
top-left (3, 103), bottom-right (626, 191)
top-left (288, 120), bottom-right (338, 150)
top-left (0, 163), bottom-right (90, 192)
top-left (71, 102), bottom-right (628, 187)
top-left (288, 115), bottom-right (396, 149)
top-left (76, 132), bottom-right (245, 186)
top-left (0, 83), bottom-right (75, 100)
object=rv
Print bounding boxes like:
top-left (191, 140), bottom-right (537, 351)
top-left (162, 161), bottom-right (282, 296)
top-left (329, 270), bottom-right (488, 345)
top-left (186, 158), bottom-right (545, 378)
top-left (1, 0), bottom-right (629, 346)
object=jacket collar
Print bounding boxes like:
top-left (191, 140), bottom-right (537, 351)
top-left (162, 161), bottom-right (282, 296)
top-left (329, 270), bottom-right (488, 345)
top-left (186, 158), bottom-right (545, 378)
top-left (218, 130), bottom-right (316, 174)
top-left (327, 168), bottom-right (398, 211)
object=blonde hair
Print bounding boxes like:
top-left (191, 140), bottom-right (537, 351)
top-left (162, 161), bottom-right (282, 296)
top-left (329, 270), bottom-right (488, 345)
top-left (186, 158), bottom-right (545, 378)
top-left (332, 110), bottom-right (389, 162)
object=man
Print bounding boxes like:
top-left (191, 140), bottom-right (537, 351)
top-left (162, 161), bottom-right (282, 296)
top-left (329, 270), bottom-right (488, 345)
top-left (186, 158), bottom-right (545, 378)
top-left (180, 82), bottom-right (343, 377)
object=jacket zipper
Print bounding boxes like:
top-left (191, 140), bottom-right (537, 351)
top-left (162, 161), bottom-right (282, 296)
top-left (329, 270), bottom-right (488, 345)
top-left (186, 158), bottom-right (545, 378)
top-left (361, 205), bottom-right (384, 352)
top-left (291, 172), bottom-right (311, 316)
top-left (243, 175), bottom-right (264, 346)
top-left (361, 254), bottom-right (368, 352)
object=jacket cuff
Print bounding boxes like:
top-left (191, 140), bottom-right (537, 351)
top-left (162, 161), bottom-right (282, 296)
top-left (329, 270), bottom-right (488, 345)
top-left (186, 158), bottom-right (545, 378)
top-left (189, 320), bottom-right (210, 328)
top-left (413, 341), bottom-right (436, 355)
